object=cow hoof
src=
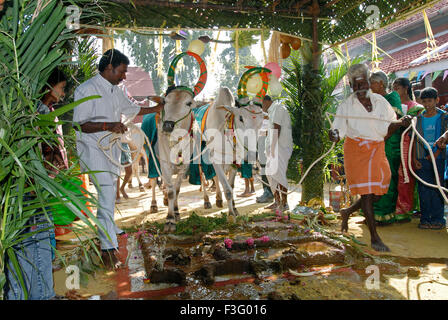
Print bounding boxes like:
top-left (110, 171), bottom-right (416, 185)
top-left (128, 183), bottom-right (132, 188)
top-left (150, 205), bottom-right (158, 213)
top-left (163, 198), bottom-right (168, 206)
top-left (204, 201), bottom-right (212, 209)
top-left (164, 222), bottom-right (176, 233)
top-left (174, 213), bottom-right (180, 222)
top-left (139, 185), bottom-right (145, 192)
top-left (216, 200), bottom-right (223, 208)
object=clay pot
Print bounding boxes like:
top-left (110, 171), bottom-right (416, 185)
top-left (290, 37), bottom-right (301, 50)
top-left (281, 42), bottom-right (291, 59)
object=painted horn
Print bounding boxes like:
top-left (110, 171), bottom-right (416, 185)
top-left (167, 51), bottom-right (208, 96)
top-left (237, 67), bottom-right (272, 106)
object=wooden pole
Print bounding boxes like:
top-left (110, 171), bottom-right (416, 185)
top-left (311, 0), bottom-right (320, 70)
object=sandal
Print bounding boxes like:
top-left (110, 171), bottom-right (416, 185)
top-left (430, 223), bottom-right (446, 230)
top-left (418, 223), bottom-right (432, 229)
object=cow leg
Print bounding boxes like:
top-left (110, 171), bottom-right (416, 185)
top-left (200, 166), bottom-right (212, 209)
top-left (228, 166), bottom-right (239, 212)
top-left (150, 178), bottom-right (158, 213)
top-left (173, 170), bottom-right (184, 222)
top-left (161, 162), bottom-right (176, 233)
top-left (134, 153), bottom-right (145, 191)
top-left (213, 164), bottom-right (238, 216)
top-left (214, 176), bottom-right (223, 208)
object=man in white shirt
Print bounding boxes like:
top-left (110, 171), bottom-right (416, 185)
top-left (263, 95), bottom-right (293, 212)
top-left (329, 63), bottom-right (410, 252)
top-left (73, 49), bottom-right (164, 269)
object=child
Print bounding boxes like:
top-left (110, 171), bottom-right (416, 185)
top-left (413, 87), bottom-right (448, 230)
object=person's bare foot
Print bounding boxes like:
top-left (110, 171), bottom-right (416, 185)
top-left (237, 191), bottom-right (252, 197)
top-left (340, 208), bottom-right (350, 233)
top-left (265, 202), bottom-right (278, 210)
top-left (120, 187), bottom-right (129, 199)
top-left (371, 239), bottom-right (390, 252)
top-left (101, 250), bottom-right (123, 270)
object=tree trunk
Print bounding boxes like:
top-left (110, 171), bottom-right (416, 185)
top-left (301, 0), bottom-right (324, 202)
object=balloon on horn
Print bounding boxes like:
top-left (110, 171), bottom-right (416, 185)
top-left (187, 39), bottom-right (205, 56)
top-left (167, 51), bottom-right (208, 96)
top-left (237, 67), bottom-right (272, 106)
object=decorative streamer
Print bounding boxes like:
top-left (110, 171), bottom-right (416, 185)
top-left (157, 34), bottom-right (164, 77)
top-left (345, 43), bottom-right (350, 62)
top-left (416, 70), bottom-right (424, 81)
top-left (207, 31), bottom-right (220, 75)
top-left (432, 71), bottom-right (442, 81)
top-left (443, 70), bottom-right (448, 81)
top-left (175, 27), bottom-right (185, 72)
top-left (156, 21), bottom-right (167, 78)
top-left (409, 71), bottom-right (417, 80)
top-left (421, 71), bottom-right (430, 80)
top-left (268, 31), bottom-right (281, 64)
top-left (235, 30), bottom-right (239, 73)
top-left (260, 28), bottom-right (267, 66)
top-left (422, 9), bottom-right (439, 62)
top-left (371, 31), bottom-right (381, 71)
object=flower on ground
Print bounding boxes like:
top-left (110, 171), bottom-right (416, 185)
top-left (259, 235), bottom-right (270, 243)
top-left (246, 238), bottom-right (255, 247)
top-left (224, 238), bottom-right (233, 249)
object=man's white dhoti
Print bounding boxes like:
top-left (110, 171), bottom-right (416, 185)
top-left (74, 74), bottom-right (140, 250)
top-left (265, 102), bottom-right (293, 193)
top-left (266, 146), bottom-right (292, 192)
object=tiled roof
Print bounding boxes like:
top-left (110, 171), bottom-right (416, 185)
top-left (347, 0), bottom-right (448, 50)
top-left (378, 32), bottom-right (448, 73)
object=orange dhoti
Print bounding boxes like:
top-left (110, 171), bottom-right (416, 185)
top-left (344, 137), bottom-right (391, 196)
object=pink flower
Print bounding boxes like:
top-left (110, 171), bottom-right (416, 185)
top-left (136, 230), bottom-right (144, 237)
top-left (246, 238), bottom-right (255, 247)
top-left (121, 233), bottom-right (129, 239)
top-left (259, 235), bottom-right (270, 243)
top-left (224, 238), bottom-right (233, 249)
top-left (283, 216), bottom-right (288, 220)
top-left (275, 209), bottom-right (281, 216)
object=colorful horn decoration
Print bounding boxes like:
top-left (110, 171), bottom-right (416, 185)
top-left (167, 51), bottom-right (208, 96)
top-left (237, 67), bottom-right (272, 105)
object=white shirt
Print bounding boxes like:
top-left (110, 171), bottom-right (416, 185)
top-left (73, 74), bottom-right (141, 174)
top-left (332, 91), bottom-right (397, 142)
top-left (266, 102), bottom-right (293, 151)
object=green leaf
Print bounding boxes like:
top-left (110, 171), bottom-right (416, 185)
top-left (38, 95), bottom-right (101, 121)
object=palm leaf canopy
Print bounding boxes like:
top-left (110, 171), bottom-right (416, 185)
top-left (103, 0), bottom-right (440, 45)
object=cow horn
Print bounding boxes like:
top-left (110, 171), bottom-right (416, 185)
top-left (167, 51), bottom-right (208, 97)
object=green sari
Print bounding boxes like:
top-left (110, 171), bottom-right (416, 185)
top-left (373, 91), bottom-right (403, 223)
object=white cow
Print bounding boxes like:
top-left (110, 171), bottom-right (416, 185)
top-left (156, 86), bottom-right (266, 231)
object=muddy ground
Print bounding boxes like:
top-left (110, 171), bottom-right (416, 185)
top-left (53, 173), bottom-right (448, 300)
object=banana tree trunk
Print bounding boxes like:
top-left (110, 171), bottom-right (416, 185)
top-left (301, 66), bottom-right (324, 202)
top-left (301, 2), bottom-right (324, 202)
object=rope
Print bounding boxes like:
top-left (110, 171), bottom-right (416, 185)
top-left (256, 112), bottom-right (447, 201)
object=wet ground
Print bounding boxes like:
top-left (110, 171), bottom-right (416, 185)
top-left (53, 173), bottom-right (448, 300)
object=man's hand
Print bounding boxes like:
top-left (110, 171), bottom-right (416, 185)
top-left (400, 115), bottom-right (412, 128)
top-left (435, 134), bottom-right (448, 150)
top-left (147, 96), bottom-right (164, 104)
top-left (328, 129), bottom-right (340, 142)
top-left (108, 122), bottom-right (127, 134)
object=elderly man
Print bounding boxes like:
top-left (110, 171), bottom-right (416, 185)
top-left (263, 95), bottom-right (293, 212)
top-left (329, 64), bottom-right (411, 252)
top-left (73, 49), bottom-right (163, 268)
